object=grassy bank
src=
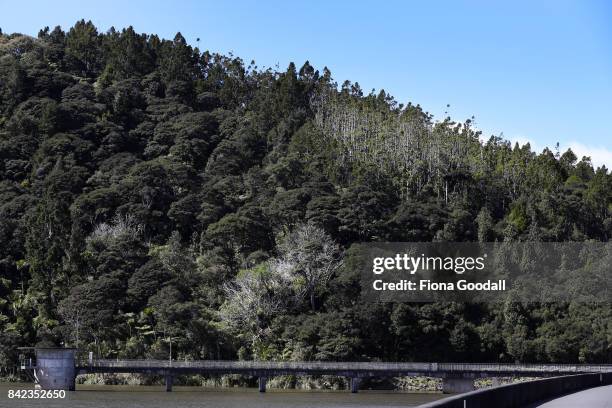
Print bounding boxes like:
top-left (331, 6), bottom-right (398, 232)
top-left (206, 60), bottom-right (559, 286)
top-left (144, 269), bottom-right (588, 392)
top-left (75, 373), bottom-right (538, 392)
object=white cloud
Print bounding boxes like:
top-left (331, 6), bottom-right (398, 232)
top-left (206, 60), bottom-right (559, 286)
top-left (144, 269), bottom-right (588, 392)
top-left (502, 136), bottom-right (611, 170)
top-left (474, 128), bottom-right (611, 170)
top-left (566, 142), bottom-right (612, 170)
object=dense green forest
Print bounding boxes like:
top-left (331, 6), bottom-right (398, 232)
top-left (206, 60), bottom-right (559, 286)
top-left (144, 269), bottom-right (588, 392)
top-left (0, 21), bottom-right (610, 373)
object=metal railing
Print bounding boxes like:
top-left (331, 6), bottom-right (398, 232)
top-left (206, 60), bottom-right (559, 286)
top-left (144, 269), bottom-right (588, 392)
top-left (76, 359), bottom-right (612, 374)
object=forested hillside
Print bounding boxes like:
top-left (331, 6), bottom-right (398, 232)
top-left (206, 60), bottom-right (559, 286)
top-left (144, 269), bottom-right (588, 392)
top-left (0, 21), bottom-right (610, 371)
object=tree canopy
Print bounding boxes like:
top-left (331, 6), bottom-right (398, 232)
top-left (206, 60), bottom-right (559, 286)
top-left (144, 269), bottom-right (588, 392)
top-left (0, 22), bottom-right (610, 368)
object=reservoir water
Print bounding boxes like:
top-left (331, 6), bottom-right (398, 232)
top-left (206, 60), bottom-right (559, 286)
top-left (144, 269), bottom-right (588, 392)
top-left (0, 383), bottom-right (444, 408)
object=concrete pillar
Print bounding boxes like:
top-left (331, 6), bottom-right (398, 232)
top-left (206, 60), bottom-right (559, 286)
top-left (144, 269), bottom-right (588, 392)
top-left (258, 377), bottom-right (267, 393)
top-left (350, 377), bottom-right (362, 393)
top-left (442, 377), bottom-right (475, 394)
top-left (34, 348), bottom-right (76, 391)
top-left (165, 374), bottom-right (173, 392)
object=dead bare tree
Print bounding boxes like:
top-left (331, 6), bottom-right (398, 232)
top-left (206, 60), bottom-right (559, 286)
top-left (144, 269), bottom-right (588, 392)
top-left (274, 223), bottom-right (341, 311)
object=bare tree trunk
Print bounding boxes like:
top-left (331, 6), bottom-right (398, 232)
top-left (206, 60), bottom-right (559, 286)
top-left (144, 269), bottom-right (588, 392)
top-left (310, 291), bottom-right (316, 312)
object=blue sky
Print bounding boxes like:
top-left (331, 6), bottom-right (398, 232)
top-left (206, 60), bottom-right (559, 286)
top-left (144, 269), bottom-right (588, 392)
top-left (2, 0), bottom-right (611, 167)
